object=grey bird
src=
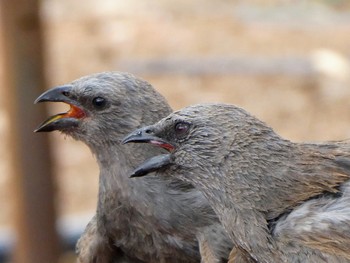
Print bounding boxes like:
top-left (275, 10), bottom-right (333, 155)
top-left (34, 73), bottom-right (233, 263)
top-left (123, 103), bottom-right (350, 263)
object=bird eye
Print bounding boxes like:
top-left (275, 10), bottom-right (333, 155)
top-left (92, 97), bottom-right (106, 109)
top-left (62, 91), bottom-right (70, 97)
top-left (174, 122), bottom-right (190, 137)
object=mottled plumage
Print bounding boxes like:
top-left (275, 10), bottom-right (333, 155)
top-left (34, 73), bottom-right (232, 263)
top-left (123, 103), bottom-right (350, 263)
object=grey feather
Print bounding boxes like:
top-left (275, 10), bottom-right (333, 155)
top-left (36, 73), bottom-right (232, 263)
top-left (125, 103), bottom-right (350, 263)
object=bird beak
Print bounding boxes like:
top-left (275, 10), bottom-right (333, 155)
top-left (129, 154), bottom-right (172, 178)
top-left (122, 127), bottom-right (175, 152)
top-left (122, 127), bottom-right (175, 177)
top-left (34, 85), bottom-right (86, 132)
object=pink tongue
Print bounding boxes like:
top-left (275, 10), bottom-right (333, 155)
top-left (150, 140), bottom-right (174, 152)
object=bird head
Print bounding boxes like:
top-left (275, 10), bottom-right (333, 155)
top-left (122, 103), bottom-right (282, 179)
top-left (34, 72), bottom-right (172, 148)
top-left (122, 103), bottom-right (239, 178)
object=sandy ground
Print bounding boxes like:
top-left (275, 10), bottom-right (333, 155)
top-left (1, 0), bottom-right (350, 261)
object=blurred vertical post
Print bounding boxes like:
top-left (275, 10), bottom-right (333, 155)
top-left (0, 0), bottom-right (61, 263)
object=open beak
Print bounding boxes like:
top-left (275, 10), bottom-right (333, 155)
top-left (34, 85), bottom-right (86, 132)
top-left (129, 154), bottom-right (172, 178)
top-left (122, 126), bottom-right (175, 177)
top-left (122, 126), bottom-right (175, 152)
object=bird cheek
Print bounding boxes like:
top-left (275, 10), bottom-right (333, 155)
top-left (174, 151), bottom-right (194, 168)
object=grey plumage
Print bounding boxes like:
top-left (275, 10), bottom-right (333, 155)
top-left (34, 73), bottom-right (232, 263)
top-left (123, 103), bottom-right (350, 263)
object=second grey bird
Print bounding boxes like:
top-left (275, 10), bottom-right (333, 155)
top-left (34, 73), bottom-right (233, 263)
top-left (123, 103), bottom-right (350, 263)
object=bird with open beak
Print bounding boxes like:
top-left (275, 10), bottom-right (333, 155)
top-left (123, 103), bottom-right (350, 263)
top-left (34, 72), bottom-right (235, 263)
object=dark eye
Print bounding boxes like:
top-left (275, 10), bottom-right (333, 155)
top-left (174, 122), bottom-right (190, 137)
top-left (62, 91), bottom-right (70, 97)
top-left (92, 97), bottom-right (106, 109)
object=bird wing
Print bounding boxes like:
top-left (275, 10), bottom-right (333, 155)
top-left (76, 215), bottom-right (128, 263)
top-left (228, 247), bottom-right (257, 263)
top-left (196, 224), bottom-right (234, 263)
top-left (264, 142), bottom-right (350, 219)
top-left (223, 207), bottom-right (286, 263)
top-left (297, 143), bottom-right (350, 194)
top-left (273, 181), bottom-right (350, 259)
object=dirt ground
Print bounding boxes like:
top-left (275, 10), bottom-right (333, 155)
top-left (1, 0), bottom-right (350, 261)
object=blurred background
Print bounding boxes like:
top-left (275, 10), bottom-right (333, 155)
top-left (0, 0), bottom-right (350, 262)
